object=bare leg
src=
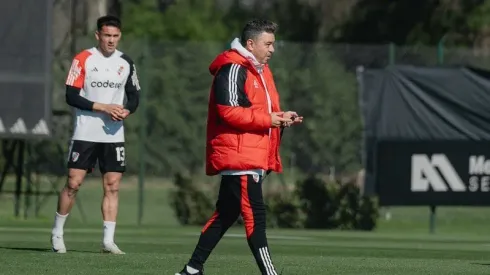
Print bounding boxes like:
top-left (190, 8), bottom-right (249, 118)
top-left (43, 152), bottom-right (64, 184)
top-left (101, 172), bottom-right (124, 254)
top-left (51, 168), bottom-right (87, 253)
top-left (102, 172), bottom-right (122, 222)
top-left (57, 168), bottom-right (87, 215)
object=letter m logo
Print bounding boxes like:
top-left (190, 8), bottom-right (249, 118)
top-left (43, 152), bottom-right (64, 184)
top-left (411, 154), bottom-right (466, 192)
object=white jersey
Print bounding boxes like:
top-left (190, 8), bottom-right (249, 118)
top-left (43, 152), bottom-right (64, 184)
top-left (65, 47), bottom-right (140, 143)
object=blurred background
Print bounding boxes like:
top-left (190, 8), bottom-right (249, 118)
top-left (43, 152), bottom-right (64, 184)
top-left (3, 0), bottom-right (490, 235)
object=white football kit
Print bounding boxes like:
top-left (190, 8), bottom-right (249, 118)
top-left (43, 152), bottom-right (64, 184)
top-left (65, 47), bottom-right (141, 143)
top-left (64, 47), bottom-right (140, 173)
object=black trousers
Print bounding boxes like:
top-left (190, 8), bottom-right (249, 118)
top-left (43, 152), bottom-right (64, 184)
top-left (187, 174), bottom-right (278, 275)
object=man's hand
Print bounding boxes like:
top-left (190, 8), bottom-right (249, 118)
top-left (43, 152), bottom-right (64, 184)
top-left (271, 112), bottom-right (292, 128)
top-left (113, 109), bottom-right (130, 121)
top-left (281, 111), bottom-right (303, 127)
top-left (93, 103), bottom-right (125, 120)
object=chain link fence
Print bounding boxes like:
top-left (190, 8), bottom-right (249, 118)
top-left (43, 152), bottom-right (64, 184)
top-left (47, 39), bottom-right (490, 184)
top-left (4, 39), bottom-right (490, 224)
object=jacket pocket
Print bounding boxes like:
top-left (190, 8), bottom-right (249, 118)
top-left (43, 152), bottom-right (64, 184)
top-left (237, 134), bottom-right (242, 153)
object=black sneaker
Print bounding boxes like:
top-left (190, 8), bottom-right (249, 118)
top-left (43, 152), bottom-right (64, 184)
top-left (174, 265), bottom-right (204, 275)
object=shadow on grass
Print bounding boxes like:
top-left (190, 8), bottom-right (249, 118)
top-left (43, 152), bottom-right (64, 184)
top-left (471, 263), bottom-right (490, 266)
top-left (0, 246), bottom-right (100, 254)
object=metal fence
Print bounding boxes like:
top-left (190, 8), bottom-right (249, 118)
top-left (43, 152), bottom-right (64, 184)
top-left (40, 39), bottom-right (490, 186)
top-left (3, 39), bottom-right (490, 224)
top-left (53, 39), bottom-right (490, 177)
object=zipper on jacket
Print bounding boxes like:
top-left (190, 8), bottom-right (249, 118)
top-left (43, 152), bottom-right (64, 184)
top-left (259, 73), bottom-right (272, 137)
top-left (258, 71), bottom-right (274, 170)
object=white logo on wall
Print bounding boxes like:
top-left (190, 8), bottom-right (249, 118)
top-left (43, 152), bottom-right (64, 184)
top-left (411, 154), bottom-right (490, 192)
top-left (31, 119), bottom-right (50, 135)
top-left (9, 118), bottom-right (27, 134)
top-left (468, 156), bottom-right (490, 192)
top-left (0, 118), bottom-right (4, 132)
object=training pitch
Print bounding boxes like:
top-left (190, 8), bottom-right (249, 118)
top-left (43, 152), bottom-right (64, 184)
top-left (1, 222), bottom-right (490, 274)
top-left (1, 177), bottom-right (490, 274)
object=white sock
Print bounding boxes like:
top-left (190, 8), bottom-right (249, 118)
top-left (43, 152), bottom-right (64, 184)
top-left (51, 212), bottom-right (68, 236)
top-left (103, 221), bottom-right (116, 244)
top-left (186, 265), bottom-right (200, 274)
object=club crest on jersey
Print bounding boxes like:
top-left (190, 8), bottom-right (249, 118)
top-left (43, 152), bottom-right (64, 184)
top-left (117, 66), bottom-right (124, 75)
top-left (71, 152), bottom-right (79, 162)
top-left (253, 174), bottom-right (260, 183)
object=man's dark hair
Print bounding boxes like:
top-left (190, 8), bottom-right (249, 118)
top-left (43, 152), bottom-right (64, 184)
top-left (240, 19), bottom-right (278, 46)
top-left (97, 15), bottom-right (121, 31)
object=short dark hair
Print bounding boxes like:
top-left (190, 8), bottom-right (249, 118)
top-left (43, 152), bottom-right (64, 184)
top-left (240, 19), bottom-right (278, 46)
top-left (97, 15), bottom-right (121, 31)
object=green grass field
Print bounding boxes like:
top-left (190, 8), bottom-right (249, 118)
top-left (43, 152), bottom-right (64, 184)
top-left (2, 175), bottom-right (490, 274)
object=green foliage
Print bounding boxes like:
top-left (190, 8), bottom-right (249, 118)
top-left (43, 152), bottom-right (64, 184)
top-left (42, 0), bottom-right (490, 184)
top-left (170, 174), bottom-right (378, 231)
top-left (46, 0), bottom-right (490, 200)
top-left (296, 176), bottom-right (339, 228)
top-left (222, 0), bottom-right (322, 42)
top-left (337, 181), bottom-right (371, 230)
top-left (357, 195), bottom-right (379, 231)
top-left (121, 0), bottom-right (363, 177)
top-left (142, 42), bottom-right (219, 175)
top-left (337, 0), bottom-right (487, 46)
top-left (124, 0), bottom-right (490, 47)
top-left (266, 189), bottom-right (306, 229)
top-left (169, 173), bottom-right (215, 225)
top-left (271, 43), bottom-right (362, 174)
top-left (123, 0), bottom-right (234, 41)
top-left (115, 28), bottom-right (362, 178)
top-left (467, 0), bottom-right (490, 35)
top-left (120, 0), bottom-right (239, 176)
top-left (296, 175), bottom-right (379, 230)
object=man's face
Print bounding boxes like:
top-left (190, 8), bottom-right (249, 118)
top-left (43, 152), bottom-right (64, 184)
top-left (96, 26), bottom-right (121, 55)
top-left (247, 32), bottom-right (275, 64)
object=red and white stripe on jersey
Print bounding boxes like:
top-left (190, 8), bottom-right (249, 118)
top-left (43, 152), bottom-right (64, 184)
top-left (65, 50), bottom-right (92, 89)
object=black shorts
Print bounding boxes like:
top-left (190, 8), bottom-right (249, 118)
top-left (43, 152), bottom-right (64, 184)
top-left (67, 140), bottom-right (126, 174)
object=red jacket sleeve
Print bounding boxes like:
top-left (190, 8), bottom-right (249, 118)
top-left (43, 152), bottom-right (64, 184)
top-left (216, 105), bottom-right (271, 131)
top-left (213, 63), bottom-right (271, 131)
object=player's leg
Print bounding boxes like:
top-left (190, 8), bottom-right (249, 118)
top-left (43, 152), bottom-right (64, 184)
top-left (177, 175), bottom-right (242, 275)
top-left (51, 140), bottom-right (97, 253)
top-left (100, 171), bottom-right (123, 253)
top-left (241, 174), bottom-right (278, 275)
top-left (98, 142), bottom-right (126, 254)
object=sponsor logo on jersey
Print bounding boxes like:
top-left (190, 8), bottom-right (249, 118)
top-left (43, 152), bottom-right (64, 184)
top-left (90, 80), bottom-right (123, 89)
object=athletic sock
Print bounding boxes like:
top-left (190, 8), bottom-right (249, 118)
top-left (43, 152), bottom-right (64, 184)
top-left (185, 265), bottom-right (200, 274)
top-left (51, 212), bottom-right (69, 236)
top-left (103, 221), bottom-right (116, 244)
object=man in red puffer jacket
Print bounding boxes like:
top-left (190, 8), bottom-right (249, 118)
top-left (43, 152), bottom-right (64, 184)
top-left (176, 19), bottom-right (303, 275)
